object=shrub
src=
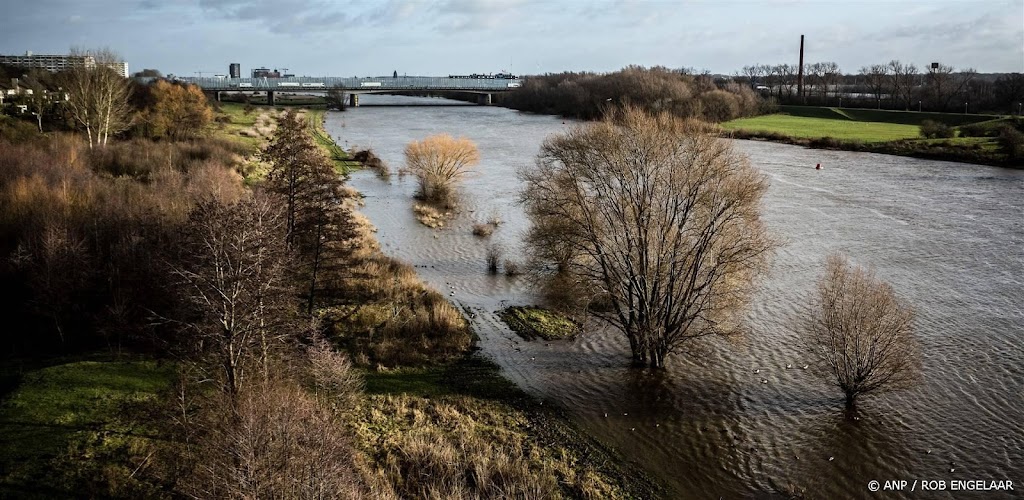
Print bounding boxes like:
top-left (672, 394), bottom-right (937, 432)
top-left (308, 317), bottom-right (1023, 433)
top-left (920, 120), bottom-right (954, 139)
top-left (472, 223), bottom-right (495, 237)
top-left (503, 259), bottom-right (520, 276)
top-left (486, 245), bottom-right (502, 274)
top-left (998, 125), bottom-right (1024, 160)
top-left (958, 122), bottom-right (991, 137)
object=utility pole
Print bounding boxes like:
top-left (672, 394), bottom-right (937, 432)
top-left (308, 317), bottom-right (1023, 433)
top-left (797, 35), bottom-right (805, 100)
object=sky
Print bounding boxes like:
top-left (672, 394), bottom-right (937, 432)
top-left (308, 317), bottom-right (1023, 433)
top-left (1, 0), bottom-right (1021, 77)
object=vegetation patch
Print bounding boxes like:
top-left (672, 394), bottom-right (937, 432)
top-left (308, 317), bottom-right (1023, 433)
top-left (353, 356), bottom-right (661, 499)
top-left (723, 114), bottom-right (921, 142)
top-left (412, 203), bottom-right (448, 228)
top-left (306, 108), bottom-right (361, 174)
top-left (0, 360), bottom-right (176, 499)
top-left (498, 306), bottom-right (581, 341)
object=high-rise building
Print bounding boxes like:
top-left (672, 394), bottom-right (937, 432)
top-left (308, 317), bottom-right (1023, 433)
top-left (0, 51), bottom-right (128, 77)
top-left (229, 63), bottom-right (240, 79)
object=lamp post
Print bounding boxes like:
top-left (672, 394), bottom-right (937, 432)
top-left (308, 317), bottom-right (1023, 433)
top-left (964, 102), bottom-right (968, 114)
top-left (918, 100), bottom-right (921, 112)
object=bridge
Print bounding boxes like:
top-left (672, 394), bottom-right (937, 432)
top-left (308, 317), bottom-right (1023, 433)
top-left (171, 76), bottom-right (523, 106)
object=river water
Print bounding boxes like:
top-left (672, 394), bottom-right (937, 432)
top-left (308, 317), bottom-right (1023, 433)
top-left (327, 95), bottom-right (1023, 499)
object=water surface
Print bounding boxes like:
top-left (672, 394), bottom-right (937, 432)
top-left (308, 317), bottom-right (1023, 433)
top-left (328, 95), bottom-right (1023, 499)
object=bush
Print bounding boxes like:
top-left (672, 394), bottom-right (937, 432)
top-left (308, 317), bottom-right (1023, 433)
top-left (998, 125), bottom-right (1024, 160)
top-left (472, 223), bottom-right (495, 237)
top-left (958, 123), bottom-right (991, 137)
top-left (919, 120), bottom-right (954, 139)
top-left (486, 245), bottom-right (502, 274)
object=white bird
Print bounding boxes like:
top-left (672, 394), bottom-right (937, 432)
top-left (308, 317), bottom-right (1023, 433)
top-left (786, 364), bottom-right (793, 369)
top-left (802, 365), bottom-right (809, 370)
top-left (829, 456), bottom-right (834, 461)
top-left (761, 379), bottom-right (768, 384)
top-left (754, 369), bottom-right (760, 374)
top-left (603, 413), bottom-right (608, 418)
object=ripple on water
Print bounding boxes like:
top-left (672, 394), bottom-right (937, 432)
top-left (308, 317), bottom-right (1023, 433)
top-left (331, 95), bottom-right (1024, 499)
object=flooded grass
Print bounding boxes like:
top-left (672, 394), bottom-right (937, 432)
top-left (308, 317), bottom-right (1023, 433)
top-left (355, 356), bottom-right (663, 499)
top-left (499, 306), bottom-right (581, 341)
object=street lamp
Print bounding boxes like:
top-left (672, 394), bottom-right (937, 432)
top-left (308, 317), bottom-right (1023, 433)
top-left (964, 102), bottom-right (968, 114)
top-left (918, 100), bottom-right (921, 112)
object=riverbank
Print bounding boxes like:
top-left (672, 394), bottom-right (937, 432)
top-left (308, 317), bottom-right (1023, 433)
top-left (0, 99), bottom-right (661, 498)
top-left (722, 106), bottom-right (1022, 168)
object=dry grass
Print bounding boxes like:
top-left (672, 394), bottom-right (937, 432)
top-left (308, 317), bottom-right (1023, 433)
top-left (503, 259), bottom-right (521, 276)
top-left (321, 195), bottom-right (472, 367)
top-left (413, 203), bottom-right (448, 229)
top-left (351, 394), bottom-right (624, 499)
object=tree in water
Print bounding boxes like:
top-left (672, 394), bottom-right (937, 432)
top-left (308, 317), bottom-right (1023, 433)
top-left (521, 106), bottom-right (775, 368)
top-left (802, 253), bottom-right (921, 407)
top-left (403, 133), bottom-right (479, 207)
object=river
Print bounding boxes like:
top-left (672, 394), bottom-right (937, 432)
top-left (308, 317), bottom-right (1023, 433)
top-left (326, 95), bottom-right (1023, 499)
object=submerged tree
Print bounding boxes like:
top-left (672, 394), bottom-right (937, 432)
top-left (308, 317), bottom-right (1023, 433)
top-left (802, 254), bottom-right (921, 407)
top-left (521, 107), bottom-right (775, 368)
top-left (404, 133), bottom-right (479, 206)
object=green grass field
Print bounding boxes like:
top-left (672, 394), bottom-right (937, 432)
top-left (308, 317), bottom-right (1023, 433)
top-left (722, 114), bottom-right (921, 142)
top-left (775, 106), bottom-right (999, 126)
top-left (0, 360), bottom-right (176, 498)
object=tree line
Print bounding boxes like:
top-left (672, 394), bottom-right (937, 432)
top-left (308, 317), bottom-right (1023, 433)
top-left (1, 49), bottom-right (213, 143)
top-left (496, 66), bottom-right (769, 122)
top-left (738, 60), bottom-right (1023, 114)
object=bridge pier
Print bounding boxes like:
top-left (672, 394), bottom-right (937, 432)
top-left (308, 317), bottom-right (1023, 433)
top-left (267, 91), bottom-right (276, 106)
top-left (477, 93), bottom-right (492, 105)
top-left (348, 93), bottom-right (359, 107)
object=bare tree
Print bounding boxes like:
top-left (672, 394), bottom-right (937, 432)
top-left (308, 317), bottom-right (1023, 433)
top-left (60, 48), bottom-right (133, 148)
top-left (521, 107), bottom-right (775, 368)
top-left (802, 254), bottom-right (921, 407)
top-left (404, 133), bottom-right (480, 206)
top-left (887, 60), bottom-right (919, 110)
top-left (172, 192), bottom-right (295, 394)
top-left (859, 65), bottom-right (889, 103)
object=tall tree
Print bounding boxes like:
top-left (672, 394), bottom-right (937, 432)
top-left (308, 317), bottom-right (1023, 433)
top-left (521, 107), bottom-right (775, 368)
top-left (172, 193), bottom-right (294, 394)
top-left (859, 65), bottom-right (888, 103)
top-left (60, 48), bottom-right (133, 148)
top-left (141, 80), bottom-right (213, 140)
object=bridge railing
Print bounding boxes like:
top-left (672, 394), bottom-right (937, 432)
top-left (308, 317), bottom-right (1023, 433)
top-left (173, 76), bottom-right (522, 91)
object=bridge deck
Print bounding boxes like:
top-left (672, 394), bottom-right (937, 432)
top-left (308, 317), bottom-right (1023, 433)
top-left (166, 76), bottom-right (522, 92)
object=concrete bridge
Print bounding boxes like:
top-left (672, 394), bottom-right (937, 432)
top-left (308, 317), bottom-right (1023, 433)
top-left (171, 75), bottom-right (523, 106)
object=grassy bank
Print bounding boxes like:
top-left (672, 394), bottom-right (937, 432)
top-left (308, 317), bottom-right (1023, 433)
top-left (723, 105), bottom-right (1021, 167)
top-left (306, 108), bottom-right (362, 174)
top-left (0, 359), bottom-right (176, 498)
top-left (356, 356), bottom-right (662, 499)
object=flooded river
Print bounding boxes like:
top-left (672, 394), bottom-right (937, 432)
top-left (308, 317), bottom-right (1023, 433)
top-left (327, 95), bottom-right (1023, 499)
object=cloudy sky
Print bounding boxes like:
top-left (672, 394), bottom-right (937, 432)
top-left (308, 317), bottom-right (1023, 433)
top-left (1, 0), bottom-right (1021, 77)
